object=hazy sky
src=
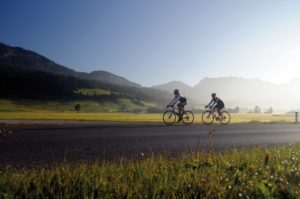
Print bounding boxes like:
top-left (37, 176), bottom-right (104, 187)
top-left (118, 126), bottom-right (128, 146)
top-left (1, 0), bottom-right (300, 86)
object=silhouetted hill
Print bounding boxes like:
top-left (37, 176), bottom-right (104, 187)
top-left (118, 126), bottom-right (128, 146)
top-left (0, 64), bottom-right (92, 98)
top-left (0, 43), bottom-right (169, 106)
top-left (0, 43), bottom-right (141, 88)
top-left (80, 71), bottom-right (142, 88)
top-left (0, 43), bottom-right (77, 76)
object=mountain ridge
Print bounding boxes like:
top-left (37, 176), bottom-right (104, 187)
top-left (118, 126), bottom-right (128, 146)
top-left (154, 77), bottom-right (300, 109)
top-left (0, 43), bottom-right (170, 107)
top-left (2, 42), bottom-right (300, 109)
top-left (0, 43), bottom-right (141, 88)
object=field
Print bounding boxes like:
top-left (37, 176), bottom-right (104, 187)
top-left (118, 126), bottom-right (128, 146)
top-left (0, 112), bottom-right (297, 124)
top-left (0, 99), bottom-right (296, 124)
top-left (0, 111), bottom-right (296, 125)
top-left (0, 145), bottom-right (299, 198)
top-left (0, 98), bottom-right (150, 113)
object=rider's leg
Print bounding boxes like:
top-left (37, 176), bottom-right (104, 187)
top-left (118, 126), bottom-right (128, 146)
top-left (213, 107), bottom-right (220, 120)
top-left (179, 102), bottom-right (186, 117)
top-left (178, 104), bottom-right (183, 115)
top-left (177, 103), bottom-right (183, 122)
top-left (213, 106), bottom-right (222, 120)
top-left (218, 104), bottom-right (224, 119)
top-left (217, 109), bottom-right (223, 119)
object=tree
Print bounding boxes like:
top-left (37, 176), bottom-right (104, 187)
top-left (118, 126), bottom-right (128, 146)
top-left (119, 104), bottom-right (127, 112)
top-left (234, 106), bottom-right (240, 113)
top-left (74, 104), bottom-right (81, 112)
top-left (147, 106), bottom-right (163, 113)
top-left (227, 106), bottom-right (240, 113)
top-left (265, 107), bottom-right (273, 114)
top-left (254, 106), bottom-right (261, 113)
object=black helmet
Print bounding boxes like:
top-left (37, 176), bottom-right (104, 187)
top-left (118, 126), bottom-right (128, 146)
top-left (174, 89), bottom-right (179, 95)
top-left (211, 93), bottom-right (216, 97)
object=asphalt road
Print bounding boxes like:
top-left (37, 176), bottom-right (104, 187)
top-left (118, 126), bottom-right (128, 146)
top-left (1, 122), bottom-right (300, 166)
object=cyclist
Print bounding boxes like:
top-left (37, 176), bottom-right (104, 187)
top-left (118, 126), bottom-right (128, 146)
top-left (167, 89), bottom-right (187, 122)
top-left (206, 93), bottom-right (225, 120)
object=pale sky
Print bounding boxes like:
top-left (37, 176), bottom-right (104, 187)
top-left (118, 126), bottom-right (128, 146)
top-left (1, 0), bottom-right (300, 86)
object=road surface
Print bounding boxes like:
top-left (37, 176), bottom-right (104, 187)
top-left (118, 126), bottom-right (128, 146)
top-left (1, 122), bottom-right (300, 166)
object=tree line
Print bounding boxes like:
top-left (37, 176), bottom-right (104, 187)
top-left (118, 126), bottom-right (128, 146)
top-left (0, 65), bottom-right (169, 106)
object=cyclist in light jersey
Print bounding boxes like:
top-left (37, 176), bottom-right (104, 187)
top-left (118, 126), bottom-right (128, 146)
top-left (167, 89), bottom-right (187, 122)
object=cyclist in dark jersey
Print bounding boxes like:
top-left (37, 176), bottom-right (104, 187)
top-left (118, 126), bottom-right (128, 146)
top-left (206, 93), bottom-right (225, 120)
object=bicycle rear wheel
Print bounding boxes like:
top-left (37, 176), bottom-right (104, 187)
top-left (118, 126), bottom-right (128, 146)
top-left (202, 111), bottom-right (214, 125)
top-left (220, 111), bottom-right (231, 125)
top-left (163, 110), bottom-right (177, 125)
top-left (182, 111), bottom-right (194, 125)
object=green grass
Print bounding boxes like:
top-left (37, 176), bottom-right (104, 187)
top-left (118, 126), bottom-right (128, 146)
top-left (1, 145), bottom-right (300, 198)
top-left (230, 113), bottom-right (295, 124)
top-left (0, 112), bottom-right (164, 123)
top-left (0, 99), bottom-right (297, 124)
top-left (0, 111), bottom-right (296, 124)
top-left (0, 99), bottom-right (149, 113)
top-left (74, 88), bottom-right (111, 96)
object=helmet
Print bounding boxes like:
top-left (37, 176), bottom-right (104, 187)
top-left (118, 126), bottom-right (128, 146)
top-left (174, 89), bottom-right (179, 95)
top-left (211, 93), bottom-right (216, 98)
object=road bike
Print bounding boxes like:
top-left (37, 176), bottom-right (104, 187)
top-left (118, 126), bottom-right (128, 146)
top-left (201, 107), bottom-right (231, 125)
top-left (163, 106), bottom-right (194, 125)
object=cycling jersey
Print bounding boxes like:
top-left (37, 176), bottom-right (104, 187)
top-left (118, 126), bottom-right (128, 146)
top-left (208, 97), bottom-right (224, 108)
top-left (169, 94), bottom-right (187, 106)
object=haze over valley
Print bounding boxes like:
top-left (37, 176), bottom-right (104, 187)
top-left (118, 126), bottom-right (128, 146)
top-left (1, 43), bottom-right (300, 112)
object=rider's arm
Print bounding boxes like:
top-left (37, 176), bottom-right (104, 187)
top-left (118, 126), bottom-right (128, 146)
top-left (169, 95), bottom-right (181, 106)
top-left (207, 99), bottom-right (214, 107)
top-left (211, 103), bottom-right (217, 109)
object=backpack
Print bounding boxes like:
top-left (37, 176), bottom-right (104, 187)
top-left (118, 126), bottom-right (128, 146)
top-left (179, 97), bottom-right (187, 103)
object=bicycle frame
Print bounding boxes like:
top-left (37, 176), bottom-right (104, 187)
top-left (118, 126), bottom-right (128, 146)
top-left (202, 107), bottom-right (231, 125)
top-left (163, 106), bottom-right (194, 125)
top-left (167, 106), bottom-right (184, 114)
top-left (205, 107), bottom-right (218, 118)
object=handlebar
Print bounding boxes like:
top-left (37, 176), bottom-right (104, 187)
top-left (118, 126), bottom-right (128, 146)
top-left (166, 106), bottom-right (178, 110)
top-left (205, 106), bottom-right (214, 111)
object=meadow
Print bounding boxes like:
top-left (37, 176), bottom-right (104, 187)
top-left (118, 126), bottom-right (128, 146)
top-left (0, 145), bottom-right (299, 198)
top-left (0, 111), bottom-right (296, 124)
top-left (0, 98), bottom-right (145, 113)
top-left (0, 99), bottom-right (296, 124)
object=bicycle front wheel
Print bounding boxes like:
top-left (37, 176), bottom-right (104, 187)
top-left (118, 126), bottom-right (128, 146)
top-left (163, 110), bottom-right (177, 125)
top-left (220, 111), bottom-right (231, 125)
top-left (202, 111), bottom-right (214, 125)
top-left (182, 111), bottom-right (194, 125)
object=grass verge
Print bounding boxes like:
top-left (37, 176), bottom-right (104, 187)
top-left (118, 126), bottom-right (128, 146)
top-left (1, 145), bottom-right (300, 198)
top-left (0, 112), bottom-right (164, 123)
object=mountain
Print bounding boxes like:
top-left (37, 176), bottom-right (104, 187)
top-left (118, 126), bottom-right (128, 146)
top-left (4, 42), bottom-right (300, 110)
top-left (0, 43), bottom-right (169, 105)
top-left (0, 43), bottom-right (77, 76)
top-left (0, 43), bottom-right (140, 88)
top-left (193, 77), bottom-right (277, 106)
top-left (154, 77), bottom-right (300, 109)
top-left (80, 71), bottom-right (142, 88)
top-left (153, 81), bottom-right (192, 94)
top-left (283, 78), bottom-right (300, 88)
